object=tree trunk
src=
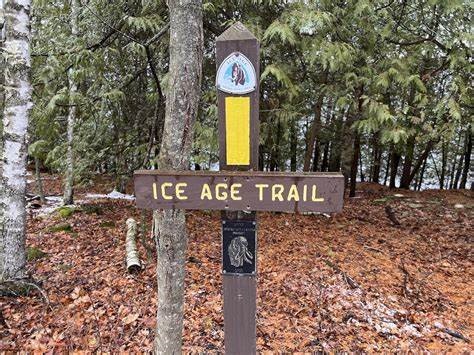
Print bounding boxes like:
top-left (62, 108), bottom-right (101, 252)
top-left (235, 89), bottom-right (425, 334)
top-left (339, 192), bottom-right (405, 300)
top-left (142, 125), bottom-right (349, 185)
top-left (460, 127), bottom-right (472, 189)
top-left (311, 139), bottom-right (320, 172)
top-left (273, 117), bottom-right (282, 171)
top-left (383, 152), bottom-right (391, 186)
top-left (321, 142), bottom-right (329, 172)
top-left (407, 140), bottom-right (436, 185)
top-left (63, 0), bottom-right (80, 205)
top-left (290, 118), bottom-right (297, 171)
top-left (348, 87), bottom-right (363, 196)
top-left (35, 157), bottom-right (46, 203)
top-left (417, 154), bottom-right (427, 191)
top-left (152, 1), bottom-right (202, 353)
top-left (303, 72), bottom-right (327, 171)
top-left (0, 7), bottom-right (4, 158)
top-left (400, 135), bottom-right (415, 189)
top-left (453, 142), bottom-right (464, 189)
top-left (448, 133), bottom-right (462, 189)
top-left (389, 148), bottom-right (400, 188)
top-left (328, 112), bottom-right (343, 172)
top-left (303, 96), bottom-right (324, 171)
top-left (371, 131), bottom-right (382, 183)
top-left (350, 133), bottom-right (360, 197)
top-left (440, 141), bottom-right (447, 189)
top-left (0, 0), bottom-right (32, 281)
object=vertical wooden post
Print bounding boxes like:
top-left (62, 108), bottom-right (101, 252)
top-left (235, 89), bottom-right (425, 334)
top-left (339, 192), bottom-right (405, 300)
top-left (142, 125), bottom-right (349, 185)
top-left (216, 22), bottom-right (259, 354)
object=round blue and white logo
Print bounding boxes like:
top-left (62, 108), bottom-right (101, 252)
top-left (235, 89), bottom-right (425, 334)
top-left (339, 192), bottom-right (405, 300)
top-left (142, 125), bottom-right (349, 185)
top-left (216, 52), bottom-right (256, 94)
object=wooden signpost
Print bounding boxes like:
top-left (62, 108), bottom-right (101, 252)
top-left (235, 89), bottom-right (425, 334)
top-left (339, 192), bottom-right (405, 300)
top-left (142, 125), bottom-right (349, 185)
top-left (134, 22), bottom-right (344, 354)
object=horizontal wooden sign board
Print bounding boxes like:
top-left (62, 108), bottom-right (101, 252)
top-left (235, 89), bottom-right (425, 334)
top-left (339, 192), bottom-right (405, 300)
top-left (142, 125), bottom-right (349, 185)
top-left (134, 171), bottom-right (344, 213)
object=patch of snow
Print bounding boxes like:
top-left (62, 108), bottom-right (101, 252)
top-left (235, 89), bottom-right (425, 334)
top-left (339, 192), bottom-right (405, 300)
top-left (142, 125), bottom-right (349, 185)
top-left (85, 190), bottom-right (135, 201)
top-left (46, 196), bottom-right (63, 202)
top-left (454, 203), bottom-right (464, 209)
top-left (30, 196), bottom-right (62, 216)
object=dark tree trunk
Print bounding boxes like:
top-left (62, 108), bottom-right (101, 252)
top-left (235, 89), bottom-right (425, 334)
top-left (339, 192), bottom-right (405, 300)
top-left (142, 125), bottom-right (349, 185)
top-left (400, 135), bottom-right (415, 189)
top-left (321, 142), bottom-right (329, 172)
top-left (417, 155), bottom-right (428, 191)
top-left (269, 118), bottom-right (281, 171)
top-left (460, 128), bottom-right (472, 189)
top-left (359, 151), bottom-right (365, 182)
top-left (312, 141), bottom-right (320, 172)
top-left (349, 87), bottom-right (363, 196)
top-left (453, 145), bottom-right (464, 189)
top-left (407, 140), bottom-right (436, 185)
top-left (350, 133), bottom-right (360, 197)
top-left (448, 134), bottom-right (462, 189)
top-left (389, 149), bottom-right (401, 188)
top-left (304, 95), bottom-right (324, 171)
top-left (383, 152), bottom-right (391, 186)
top-left (258, 144), bottom-right (264, 171)
top-left (371, 131), bottom-right (382, 183)
top-left (290, 119), bottom-right (297, 172)
top-left (328, 112), bottom-right (343, 172)
top-left (440, 142), bottom-right (447, 189)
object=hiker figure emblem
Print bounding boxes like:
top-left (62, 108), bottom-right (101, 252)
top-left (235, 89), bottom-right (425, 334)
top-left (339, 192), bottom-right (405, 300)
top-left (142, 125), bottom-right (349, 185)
top-left (216, 52), bottom-right (256, 94)
top-left (228, 236), bottom-right (253, 267)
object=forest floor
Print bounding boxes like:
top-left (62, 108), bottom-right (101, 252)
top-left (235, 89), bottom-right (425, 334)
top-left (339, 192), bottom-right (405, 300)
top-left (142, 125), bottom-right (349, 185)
top-left (0, 173), bottom-right (472, 352)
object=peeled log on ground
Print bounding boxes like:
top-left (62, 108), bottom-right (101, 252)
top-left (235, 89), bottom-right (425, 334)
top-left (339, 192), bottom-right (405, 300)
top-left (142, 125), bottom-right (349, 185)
top-left (125, 218), bottom-right (141, 273)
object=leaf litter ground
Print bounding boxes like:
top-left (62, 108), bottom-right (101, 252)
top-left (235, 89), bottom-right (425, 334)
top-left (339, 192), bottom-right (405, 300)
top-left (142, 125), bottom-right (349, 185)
top-left (1, 176), bottom-right (472, 352)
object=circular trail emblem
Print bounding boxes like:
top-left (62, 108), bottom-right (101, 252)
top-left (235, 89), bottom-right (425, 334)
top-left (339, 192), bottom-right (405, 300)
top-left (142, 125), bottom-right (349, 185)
top-left (216, 52), bottom-right (256, 94)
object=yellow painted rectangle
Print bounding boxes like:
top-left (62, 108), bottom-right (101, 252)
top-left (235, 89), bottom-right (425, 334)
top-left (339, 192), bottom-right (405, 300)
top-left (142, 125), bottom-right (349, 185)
top-left (225, 97), bottom-right (250, 165)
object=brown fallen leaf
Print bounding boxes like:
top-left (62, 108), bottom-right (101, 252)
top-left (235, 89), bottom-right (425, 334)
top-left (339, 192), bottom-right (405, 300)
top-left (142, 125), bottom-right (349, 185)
top-left (123, 312), bottom-right (140, 325)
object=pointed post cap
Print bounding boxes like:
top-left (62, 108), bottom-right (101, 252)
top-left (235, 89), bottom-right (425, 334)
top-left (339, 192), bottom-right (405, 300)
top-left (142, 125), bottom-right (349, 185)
top-left (216, 21), bottom-right (258, 42)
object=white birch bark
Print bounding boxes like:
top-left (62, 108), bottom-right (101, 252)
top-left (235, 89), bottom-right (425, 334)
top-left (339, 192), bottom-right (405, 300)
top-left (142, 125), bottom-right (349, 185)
top-left (63, 0), bottom-right (80, 205)
top-left (0, 0), bottom-right (5, 157)
top-left (125, 218), bottom-right (141, 272)
top-left (153, 0), bottom-right (203, 353)
top-left (0, 0), bottom-right (32, 281)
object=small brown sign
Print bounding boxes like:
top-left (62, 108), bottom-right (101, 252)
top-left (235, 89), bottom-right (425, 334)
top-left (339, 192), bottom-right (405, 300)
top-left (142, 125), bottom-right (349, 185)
top-left (134, 170), bottom-right (344, 213)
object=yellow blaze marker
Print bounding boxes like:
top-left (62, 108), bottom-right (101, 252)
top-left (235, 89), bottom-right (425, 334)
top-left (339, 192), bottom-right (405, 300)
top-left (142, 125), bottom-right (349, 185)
top-left (225, 97), bottom-right (250, 165)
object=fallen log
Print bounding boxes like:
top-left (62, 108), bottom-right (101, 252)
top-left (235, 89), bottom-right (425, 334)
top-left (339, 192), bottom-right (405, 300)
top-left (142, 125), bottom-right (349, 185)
top-left (125, 218), bottom-right (141, 273)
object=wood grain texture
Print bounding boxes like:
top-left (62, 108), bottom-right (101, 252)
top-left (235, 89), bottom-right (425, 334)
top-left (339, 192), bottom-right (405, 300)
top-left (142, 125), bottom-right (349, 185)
top-left (217, 22), bottom-right (259, 355)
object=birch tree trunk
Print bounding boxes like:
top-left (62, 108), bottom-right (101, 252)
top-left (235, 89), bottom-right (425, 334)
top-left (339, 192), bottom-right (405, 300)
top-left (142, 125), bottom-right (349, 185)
top-left (152, 0), bottom-right (202, 353)
top-left (63, 0), bottom-right (80, 205)
top-left (0, 0), bottom-right (32, 281)
top-left (0, 0), bottom-right (5, 157)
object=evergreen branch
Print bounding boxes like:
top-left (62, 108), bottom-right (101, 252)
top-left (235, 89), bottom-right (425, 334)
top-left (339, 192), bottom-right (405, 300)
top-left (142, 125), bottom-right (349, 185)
top-left (81, 1), bottom-right (141, 45)
top-left (32, 27), bottom-right (121, 57)
top-left (55, 66), bottom-right (148, 108)
top-left (144, 22), bottom-right (170, 47)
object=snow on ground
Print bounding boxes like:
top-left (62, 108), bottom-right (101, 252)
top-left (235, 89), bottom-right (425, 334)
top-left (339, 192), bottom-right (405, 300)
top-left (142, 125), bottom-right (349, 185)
top-left (84, 190), bottom-right (135, 201)
top-left (29, 190), bottom-right (135, 216)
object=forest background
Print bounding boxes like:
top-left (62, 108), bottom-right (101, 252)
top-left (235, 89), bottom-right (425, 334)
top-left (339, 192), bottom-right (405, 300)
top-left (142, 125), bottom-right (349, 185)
top-left (1, 0), bottom-right (472, 200)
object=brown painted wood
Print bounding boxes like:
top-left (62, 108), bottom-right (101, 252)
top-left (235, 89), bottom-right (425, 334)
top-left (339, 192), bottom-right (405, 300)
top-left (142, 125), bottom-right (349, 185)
top-left (223, 275), bottom-right (257, 354)
top-left (134, 170), bottom-right (344, 213)
top-left (217, 22), bottom-right (259, 171)
top-left (216, 22), bottom-right (259, 355)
